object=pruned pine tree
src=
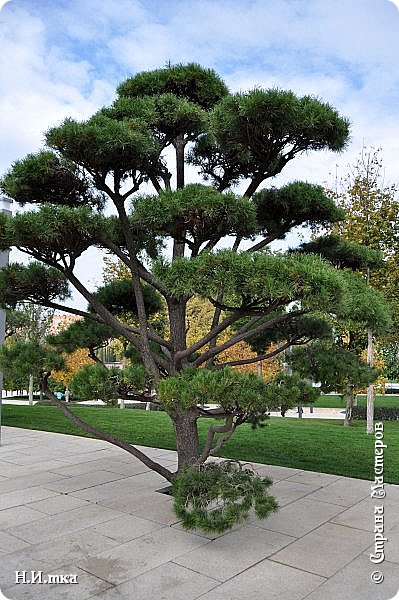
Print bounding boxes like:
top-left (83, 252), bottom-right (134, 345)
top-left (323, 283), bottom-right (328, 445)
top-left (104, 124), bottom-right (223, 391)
top-left (0, 64), bottom-right (392, 530)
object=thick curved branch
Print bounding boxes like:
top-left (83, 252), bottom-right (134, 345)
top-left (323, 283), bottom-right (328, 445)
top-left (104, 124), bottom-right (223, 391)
top-left (246, 235), bottom-right (276, 253)
top-left (194, 310), bottom-right (308, 367)
top-left (61, 269), bottom-right (143, 354)
top-left (40, 375), bottom-right (174, 482)
top-left (197, 415), bottom-right (235, 464)
top-left (215, 340), bottom-right (292, 368)
top-left (175, 311), bottom-right (243, 362)
top-left (36, 301), bottom-right (104, 323)
top-left (99, 233), bottom-right (171, 299)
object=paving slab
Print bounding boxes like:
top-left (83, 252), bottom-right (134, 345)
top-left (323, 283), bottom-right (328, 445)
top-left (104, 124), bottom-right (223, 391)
top-left (307, 477), bottom-right (371, 507)
top-left (1, 426), bottom-right (398, 600)
top-left (364, 522), bottom-right (399, 565)
top-left (251, 497), bottom-right (345, 537)
top-left (270, 522), bottom-right (372, 577)
top-left (331, 495), bottom-right (399, 533)
top-left (0, 487), bottom-right (58, 511)
top-left (27, 494), bottom-right (89, 515)
top-left (0, 470), bottom-right (68, 495)
top-left (286, 470), bottom-right (341, 488)
top-left (0, 531), bottom-right (31, 554)
top-left (12, 529), bottom-right (123, 571)
top-left (251, 463), bottom-right (303, 481)
top-left (46, 457), bottom-right (145, 478)
top-left (89, 514), bottom-right (162, 543)
top-left (6, 504), bottom-right (126, 544)
top-left (304, 554), bottom-right (399, 600)
top-left (174, 524), bottom-right (295, 581)
top-left (80, 527), bottom-right (209, 585)
top-left (43, 470), bottom-right (127, 494)
top-left (3, 564), bottom-right (112, 600)
top-left (268, 479), bottom-right (319, 506)
top-left (90, 562), bottom-right (219, 600)
top-left (0, 505), bottom-right (47, 529)
top-left (194, 559), bottom-right (326, 600)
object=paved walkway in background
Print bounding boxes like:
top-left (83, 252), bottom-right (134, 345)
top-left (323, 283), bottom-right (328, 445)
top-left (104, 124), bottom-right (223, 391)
top-left (1, 399), bottom-right (346, 419)
top-left (0, 426), bottom-right (397, 600)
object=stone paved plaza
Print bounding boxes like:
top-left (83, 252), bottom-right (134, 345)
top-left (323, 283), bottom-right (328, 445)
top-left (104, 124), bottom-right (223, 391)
top-left (0, 426), bottom-right (398, 600)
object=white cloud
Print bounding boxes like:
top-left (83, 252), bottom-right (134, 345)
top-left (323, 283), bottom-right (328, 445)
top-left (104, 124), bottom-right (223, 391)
top-left (2, 0), bottom-right (399, 309)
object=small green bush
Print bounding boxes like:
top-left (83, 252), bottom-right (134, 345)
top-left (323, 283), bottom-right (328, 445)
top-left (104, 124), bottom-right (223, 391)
top-left (172, 460), bottom-right (278, 533)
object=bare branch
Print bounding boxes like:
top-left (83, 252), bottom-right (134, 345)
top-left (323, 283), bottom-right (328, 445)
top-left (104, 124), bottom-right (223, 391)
top-left (246, 235), bottom-right (276, 253)
top-left (197, 415), bottom-right (235, 464)
top-left (214, 340), bottom-right (292, 368)
top-left (194, 310), bottom-right (308, 367)
top-left (175, 310), bottom-right (243, 361)
top-left (41, 375), bottom-right (174, 482)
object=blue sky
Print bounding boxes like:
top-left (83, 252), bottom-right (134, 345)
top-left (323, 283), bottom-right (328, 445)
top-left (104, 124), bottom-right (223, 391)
top-left (1, 0), bottom-right (399, 306)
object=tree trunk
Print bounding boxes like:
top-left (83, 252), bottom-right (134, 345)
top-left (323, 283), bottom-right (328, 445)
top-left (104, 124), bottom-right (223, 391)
top-left (257, 359), bottom-right (262, 378)
top-left (172, 409), bottom-right (200, 472)
top-left (344, 383), bottom-right (354, 427)
top-left (366, 329), bottom-right (374, 434)
top-left (28, 374), bottom-right (34, 406)
top-left (175, 134), bottom-right (185, 190)
top-left (168, 298), bottom-right (188, 371)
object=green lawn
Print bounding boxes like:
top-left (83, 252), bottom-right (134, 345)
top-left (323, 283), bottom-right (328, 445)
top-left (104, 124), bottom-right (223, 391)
top-left (3, 404), bottom-right (398, 484)
top-left (312, 394), bottom-right (399, 409)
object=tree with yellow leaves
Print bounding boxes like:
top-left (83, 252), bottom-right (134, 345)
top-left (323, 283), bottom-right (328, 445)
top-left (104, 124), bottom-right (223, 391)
top-left (327, 147), bottom-right (398, 432)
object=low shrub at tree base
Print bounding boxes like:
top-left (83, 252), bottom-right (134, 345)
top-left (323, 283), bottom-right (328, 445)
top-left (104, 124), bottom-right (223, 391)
top-left (172, 460), bottom-right (278, 533)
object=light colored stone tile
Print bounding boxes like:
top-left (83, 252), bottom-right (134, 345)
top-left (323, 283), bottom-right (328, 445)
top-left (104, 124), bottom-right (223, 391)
top-left (0, 463), bottom-right (42, 478)
top-left (364, 523), bottom-right (399, 565)
top-left (270, 522), bottom-right (371, 577)
top-left (194, 558), bottom-right (325, 600)
top-left (7, 453), bottom-right (67, 467)
top-left (84, 587), bottom-right (127, 600)
top-left (304, 554), bottom-right (399, 600)
top-left (0, 531), bottom-right (31, 553)
top-left (0, 471), bottom-right (68, 495)
top-left (0, 487), bottom-right (58, 511)
top-left (16, 529), bottom-right (122, 570)
top-left (332, 496), bottom-right (399, 535)
top-left (385, 483), bottom-right (399, 502)
top-left (385, 524), bottom-right (399, 563)
top-left (174, 525), bottom-right (295, 582)
top-left (81, 527), bottom-right (208, 585)
top-left (4, 565), bottom-right (112, 599)
top-left (49, 458), bottom-right (148, 478)
top-left (27, 495), bottom-right (89, 515)
top-left (127, 494), bottom-right (179, 525)
top-left (252, 464), bottom-right (303, 481)
top-left (55, 450), bottom-right (119, 464)
top-left (287, 471), bottom-right (341, 488)
top-left (252, 497), bottom-right (344, 537)
top-left (0, 557), bottom-right (55, 591)
top-left (90, 514), bottom-right (162, 543)
top-left (7, 504), bottom-right (125, 544)
top-left (43, 470), bottom-right (127, 493)
top-left (384, 501), bottom-right (399, 532)
top-left (70, 471), bottom-right (166, 503)
top-left (268, 480), bottom-right (318, 507)
top-left (94, 562), bottom-right (219, 600)
top-left (135, 446), bottom-right (176, 458)
top-left (172, 520), bottom-right (246, 541)
top-left (308, 478), bottom-right (371, 507)
top-left (0, 506), bottom-right (45, 529)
